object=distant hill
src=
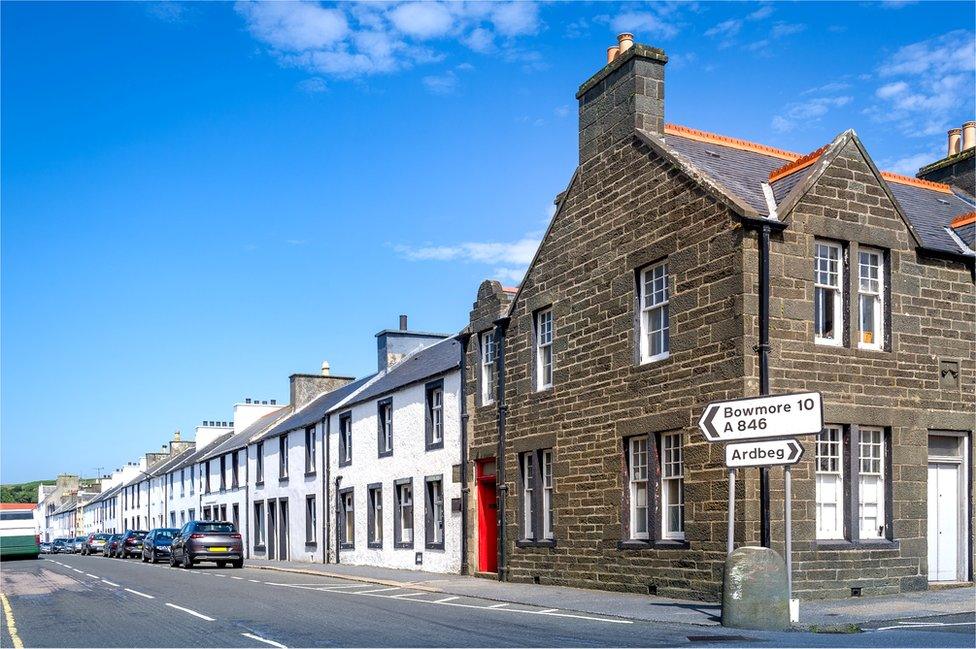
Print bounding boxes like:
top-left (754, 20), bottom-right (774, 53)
top-left (1, 480), bottom-right (52, 503)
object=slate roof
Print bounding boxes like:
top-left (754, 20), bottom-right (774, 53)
top-left (146, 446), bottom-right (197, 478)
top-left (663, 125), bottom-right (975, 257)
top-left (955, 221), bottom-right (976, 248)
top-left (255, 376), bottom-right (376, 442)
top-left (88, 482), bottom-right (122, 505)
top-left (332, 337), bottom-right (460, 411)
top-left (175, 430), bottom-right (237, 466)
top-left (199, 407), bottom-right (292, 458)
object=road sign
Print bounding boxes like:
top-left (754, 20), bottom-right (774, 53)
top-left (725, 439), bottom-right (804, 468)
top-left (698, 391), bottom-right (823, 443)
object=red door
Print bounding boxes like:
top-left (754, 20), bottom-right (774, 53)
top-left (476, 459), bottom-right (498, 573)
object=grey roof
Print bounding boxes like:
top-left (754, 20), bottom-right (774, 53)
top-left (51, 497), bottom-right (77, 516)
top-left (200, 407), bottom-right (292, 458)
top-left (175, 430), bottom-right (236, 466)
top-left (954, 221), bottom-right (975, 248)
top-left (147, 446), bottom-right (197, 478)
top-left (333, 337), bottom-right (460, 411)
top-left (665, 129), bottom-right (974, 257)
top-left (87, 483), bottom-right (120, 505)
top-left (256, 376), bottom-right (376, 442)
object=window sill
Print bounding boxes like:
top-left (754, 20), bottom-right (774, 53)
top-left (639, 352), bottom-right (671, 366)
top-left (515, 539), bottom-right (556, 549)
top-left (394, 542), bottom-right (415, 549)
top-left (814, 338), bottom-right (844, 348)
top-left (254, 481), bottom-right (264, 488)
top-left (339, 543), bottom-right (354, 551)
top-left (377, 451), bottom-right (393, 459)
top-left (425, 543), bottom-right (445, 551)
top-left (304, 471), bottom-right (316, 478)
top-left (426, 442), bottom-right (445, 452)
top-left (279, 477), bottom-right (289, 484)
top-left (304, 542), bottom-right (317, 548)
top-left (367, 542), bottom-right (383, 550)
top-left (338, 461), bottom-right (352, 468)
top-left (813, 539), bottom-right (899, 551)
top-left (617, 539), bottom-right (690, 551)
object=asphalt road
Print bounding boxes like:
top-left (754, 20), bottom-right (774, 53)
top-left (1, 554), bottom-right (973, 648)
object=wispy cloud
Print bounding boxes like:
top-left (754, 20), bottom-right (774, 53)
top-left (772, 96), bottom-right (853, 133)
top-left (145, 1), bottom-right (192, 23)
top-left (612, 11), bottom-right (679, 39)
top-left (297, 77), bottom-right (328, 93)
top-left (423, 70), bottom-right (458, 95)
top-left (394, 232), bottom-right (543, 284)
top-left (234, 1), bottom-right (542, 81)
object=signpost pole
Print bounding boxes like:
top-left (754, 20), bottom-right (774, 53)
top-left (727, 468), bottom-right (735, 555)
top-left (784, 464), bottom-right (793, 597)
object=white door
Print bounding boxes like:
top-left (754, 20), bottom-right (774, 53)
top-left (927, 462), bottom-right (959, 582)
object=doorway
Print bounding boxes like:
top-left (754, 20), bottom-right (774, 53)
top-left (278, 500), bottom-right (289, 561)
top-left (927, 433), bottom-right (969, 582)
top-left (268, 502), bottom-right (277, 560)
top-left (476, 458), bottom-right (498, 573)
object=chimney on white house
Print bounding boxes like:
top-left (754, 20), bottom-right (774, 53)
top-left (962, 120), bottom-right (976, 151)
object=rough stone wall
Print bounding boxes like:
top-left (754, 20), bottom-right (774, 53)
top-left (480, 136), bottom-right (749, 601)
top-left (290, 374), bottom-right (355, 409)
top-left (752, 140), bottom-right (976, 599)
top-left (917, 149), bottom-right (975, 196)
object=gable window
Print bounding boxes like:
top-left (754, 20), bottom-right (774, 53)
top-left (305, 427), bottom-right (316, 474)
top-left (339, 488), bottom-right (354, 549)
top-left (339, 413), bottom-right (353, 467)
top-left (859, 427), bottom-right (885, 539)
top-left (480, 330), bottom-right (497, 405)
top-left (232, 451), bottom-right (239, 488)
top-left (394, 479), bottom-right (414, 547)
top-left (858, 248), bottom-right (884, 350)
top-left (661, 433), bottom-right (684, 540)
top-left (425, 476), bottom-right (445, 549)
top-left (519, 448), bottom-right (555, 544)
top-left (425, 381), bottom-right (444, 450)
top-left (628, 437), bottom-right (649, 540)
top-left (278, 435), bottom-right (288, 480)
top-left (220, 456), bottom-right (227, 491)
top-left (367, 484), bottom-right (383, 548)
top-left (814, 240), bottom-right (844, 345)
top-left (377, 400), bottom-right (393, 457)
top-left (255, 442), bottom-right (264, 484)
top-left (816, 426), bottom-right (844, 540)
top-left (535, 309), bottom-right (554, 390)
top-left (305, 495), bottom-right (316, 544)
top-left (639, 261), bottom-right (670, 363)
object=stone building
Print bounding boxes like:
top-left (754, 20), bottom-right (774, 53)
top-left (464, 35), bottom-right (974, 601)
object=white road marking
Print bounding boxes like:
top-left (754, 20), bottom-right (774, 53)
top-left (85, 574), bottom-right (99, 578)
top-left (124, 588), bottom-right (155, 599)
top-left (72, 569), bottom-right (84, 574)
top-left (875, 621), bottom-right (976, 631)
top-left (242, 632), bottom-right (287, 648)
top-left (165, 603), bottom-right (215, 622)
top-left (101, 580), bottom-right (120, 587)
top-left (537, 608), bottom-right (558, 614)
top-left (434, 596), bottom-right (460, 603)
top-left (488, 603), bottom-right (509, 609)
top-left (356, 587), bottom-right (401, 594)
top-left (388, 592), bottom-right (425, 599)
top-left (248, 579), bottom-right (261, 583)
top-left (230, 576), bottom-right (244, 580)
top-left (212, 574), bottom-right (226, 578)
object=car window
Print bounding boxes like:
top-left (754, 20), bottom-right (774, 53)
top-left (194, 522), bottom-right (235, 533)
top-left (155, 530), bottom-right (175, 539)
top-left (133, 531), bottom-right (147, 539)
top-left (95, 534), bottom-right (109, 540)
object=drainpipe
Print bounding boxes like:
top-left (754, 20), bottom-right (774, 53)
top-left (494, 316), bottom-right (510, 582)
top-left (334, 475), bottom-right (342, 564)
top-left (321, 415), bottom-right (329, 564)
top-left (458, 332), bottom-right (471, 575)
top-left (245, 447), bottom-right (250, 559)
top-left (758, 223), bottom-right (772, 548)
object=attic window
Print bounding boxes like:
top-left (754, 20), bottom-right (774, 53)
top-left (937, 198), bottom-right (950, 205)
top-left (704, 149), bottom-right (721, 158)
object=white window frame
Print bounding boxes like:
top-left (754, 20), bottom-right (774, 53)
top-left (371, 487), bottom-right (383, 544)
top-left (814, 240), bottom-right (844, 346)
top-left (542, 450), bottom-right (554, 540)
top-left (279, 435), bottom-right (288, 479)
top-left (305, 495), bottom-right (316, 543)
top-left (629, 437), bottom-right (649, 540)
top-left (535, 309), bottom-right (553, 390)
top-left (305, 427), bottom-right (316, 473)
top-left (522, 453), bottom-right (535, 539)
top-left (481, 330), bottom-right (496, 404)
top-left (380, 403), bottom-right (393, 454)
top-left (640, 261), bottom-right (670, 363)
top-left (430, 479), bottom-right (444, 545)
top-left (857, 247), bottom-right (884, 350)
top-left (430, 388), bottom-right (443, 444)
top-left (342, 491), bottom-right (355, 546)
top-left (858, 427), bottom-right (886, 540)
top-left (341, 417), bottom-right (353, 464)
top-left (399, 483), bottom-right (413, 545)
top-left (815, 426), bottom-right (844, 540)
top-left (661, 433), bottom-right (684, 540)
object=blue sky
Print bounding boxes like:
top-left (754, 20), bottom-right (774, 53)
top-left (2, 1), bottom-right (973, 484)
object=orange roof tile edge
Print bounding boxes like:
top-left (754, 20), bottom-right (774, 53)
top-left (0, 502), bottom-right (36, 509)
top-left (951, 212), bottom-right (976, 228)
top-left (769, 145), bottom-right (829, 183)
top-left (879, 171), bottom-right (952, 194)
top-left (502, 286), bottom-right (519, 294)
top-left (664, 124), bottom-right (802, 161)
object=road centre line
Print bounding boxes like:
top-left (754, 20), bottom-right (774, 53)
top-left (0, 593), bottom-right (24, 649)
top-left (101, 580), bottom-right (120, 587)
top-left (85, 574), bottom-right (99, 578)
top-left (248, 579), bottom-right (261, 583)
top-left (242, 632), bottom-right (287, 648)
top-left (488, 603), bottom-right (509, 608)
top-left (537, 608), bottom-right (558, 614)
top-left (124, 588), bottom-right (155, 599)
top-left (71, 569), bottom-right (84, 574)
top-left (230, 576), bottom-right (244, 580)
top-left (165, 603), bottom-right (215, 622)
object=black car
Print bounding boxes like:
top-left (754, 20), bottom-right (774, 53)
top-left (142, 528), bottom-right (179, 564)
top-left (170, 521), bottom-right (243, 569)
top-left (103, 534), bottom-right (121, 557)
top-left (117, 530), bottom-right (148, 558)
top-left (51, 538), bottom-right (69, 554)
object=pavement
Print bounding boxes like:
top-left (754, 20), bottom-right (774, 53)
top-left (0, 554), bottom-right (972, 648)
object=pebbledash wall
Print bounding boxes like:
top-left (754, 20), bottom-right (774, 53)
top-left (464, 41), bottom-right (974, 601)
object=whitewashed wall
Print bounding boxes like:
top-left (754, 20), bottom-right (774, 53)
top-left (328, 370), bottom-right (462, 573)
top-left (199, 448), bottom-right (249, 551)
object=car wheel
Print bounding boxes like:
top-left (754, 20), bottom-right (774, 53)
top-left (216, 561), bottom-right (226, 569)
top-left (169, 554), bottom-right (177, 567)
top-left (182, 552), bottom-right (193, 569)
top-left (232, 560), bottom-right (243, 569)
top-left (150, 551), bottom-right (158, 564)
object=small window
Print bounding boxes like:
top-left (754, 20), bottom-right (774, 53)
top-left (377, 400), bottom-right (393, 457)
top-left (205, 463), bottom-right (212, 494)
top-left (339, 489), bottom-right (354, 549)
top-left (857, 248), bottom-right (884, 350)
top-left (858, 427), bottom-right (885, 539)
top-left (220, 456), bottom-right (227, 491)
top-left (190, 465), bottom-right (195, 496)
top-left (339, 414), bottom-right (353, 466)
top-left (425, 477), bottom-right (445, 549)
top-left (522, 453), bottom-right (535, 539)
top-left (253, 502), bottom-right (265, 548)
top-left (628, 437), bottom-right (649, 540)
top-left (661, 433), bottom-right (684, 540)
top-left (279, 435), bottom-right (288, 480)
top-left (395, 480), bottom-right (414, 547)
top-left (425, 381), bottom-right (445, 450)
top-left (480, 330), bottom-right (497, 405)
top-left (815, 426), bottom-right (844, 540)
top-left (368, 485), bottom-right (383, 548)
top-left (814, 241), bottom-right (844, 345)
top-left (180, 469), bottom-right (185, 498)
top-left (305, 427), bottom-right (316, 474)
top-left (232, 450), bottom-right (240, 488)
top-left (305, 495), bottom-right (316, 544)
top-left (535, 309), bottom-right (554, 390)
top-left (639, 261), bottom-right (670, 363)
top-left (256, 442), bottom-right (264, 484)
top-left (541, 450), bottom-right (554, 540)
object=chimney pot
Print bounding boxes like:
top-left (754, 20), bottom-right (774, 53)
top-left (173, 430), bottom-right (181, 442)
top-left (948, 128), bottom-right (962, 156)
top-left (245, 398), bottom-right (252, 404)
top-left (399, 314), bottom-right (408, 331)
top-left (607, 45), bottom-right (620, 64)
top-left (617, 32), bottom-right (634, 53)
top-left (321, 360), bottom-right (331, 376)
top-left (270, 399), bottom-right (277, 405)
top-left (962, 121), bottom-right (976, 151)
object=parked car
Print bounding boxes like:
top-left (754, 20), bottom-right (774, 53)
top-left (117, 530), bottom-right (148, 558)
top-left (142, 528), bottom-right (179, 563)
top-left (39, 542), bottom-right (52, 554)
top-left (170, 521), bottom-right (243, 569)
top-left (103, 534), bottom-right (120, 557)
top-left (72, 536), bottom-right (86, 553)
top-left (52, 538), bottom-right (69, 553)
top-left (81, 533), bottom-right (110, 556)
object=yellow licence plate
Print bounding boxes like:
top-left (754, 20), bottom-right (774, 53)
top-left (209, 547), bottom-right (228, 552)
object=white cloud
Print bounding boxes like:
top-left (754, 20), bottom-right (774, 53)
top-left (704, 18), bottom-right (741, 39)
top-left (491, 2), bottom-right (540, 37)
top-left (423, 70), bottom-right (458, 95)
top-left (875, 81), bottom-right (908, 99)
top-left (463, 27), bottom-right (494, 53)
top-left (395, 236), bottom-right (541, 266)
top-left (236, 1), bottom-right (349, 51)
top-left (748, 5), bottom-right (774, 21)
top-left (882, 149), bottom-right (941, 175)
top-left (388, 2), bottom-right (454, 39)
top-left (554, 105), bottom-right (571, 118)
top-left (770, 22), bottom-right (805, 39)
top-left (492, 267), bottom-right (527, 284)
top-left (772, 96), bottom-right (853, 132)
top-left (297, 77), bottom-right (328, 93)
top-left (612, 11), bottom-right (679, 39)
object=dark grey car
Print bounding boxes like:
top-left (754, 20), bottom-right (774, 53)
top-left (169, 521), bottom-right (243, 569)
top-left (142, 528), bottom-right (179, 563)
top-left (117, 530), bottom-right (148, 558)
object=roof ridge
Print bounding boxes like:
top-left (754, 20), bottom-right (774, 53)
top-left (951, 212), bottom-right (976, 228)
top-left (768, 144), bottom-right (830, 183)
top-left (664, 123), bottom-right (802, 161)
top-left (880, 170), bottom-right (952, 194)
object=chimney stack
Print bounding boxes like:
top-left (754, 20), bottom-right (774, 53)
top-left (962, 121), bottom-right (976, 151)
top-left (577, 34), bottom-right (667, 163)
top-left (399, 314), bottom-right (408, 331)
top-left (173, 430), bottom-right (181, 442)
top-left (321, 360), bottom-right (331, 376)
top-left (948, 128), bottom-right (961, 156)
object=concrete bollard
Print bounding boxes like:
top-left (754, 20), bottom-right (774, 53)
top-left (721, 546), bottom-right (791, 630)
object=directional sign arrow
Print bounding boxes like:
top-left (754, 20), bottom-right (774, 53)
top-left (698, 391), bottom-right (824, 443)
top-left (725, 439), bottom-right (805, 468)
